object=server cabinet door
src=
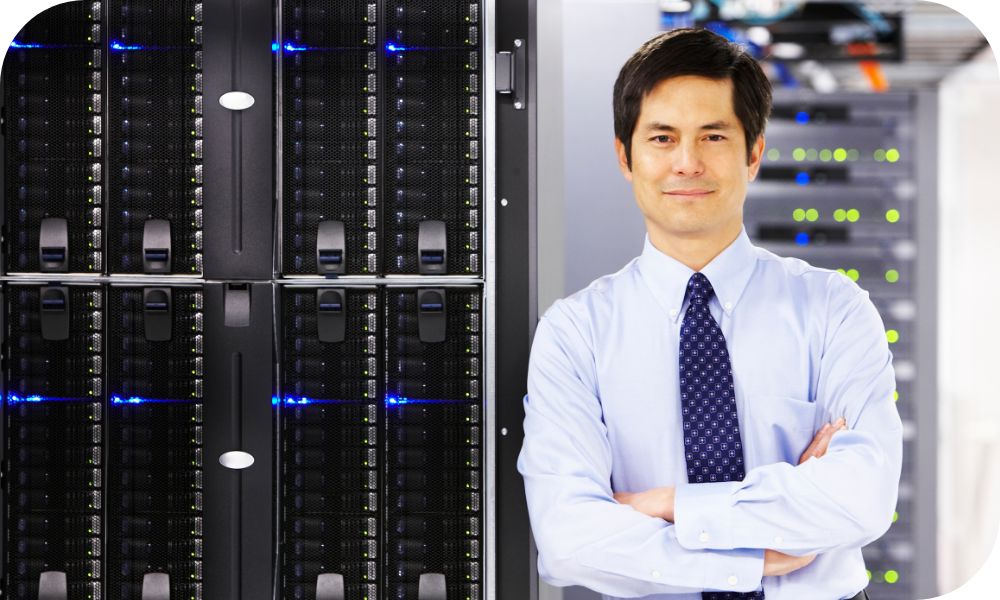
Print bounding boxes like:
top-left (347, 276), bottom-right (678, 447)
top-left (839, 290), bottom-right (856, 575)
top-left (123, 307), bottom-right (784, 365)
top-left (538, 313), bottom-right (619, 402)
top-left (105, 285), bottom-right (206, 600)
top-left (105, 0), bottom-right (206, 275)
top-left (2, 284), bottom-right (104, 599)
top-left (277, 286), bottom-right (381, 600)
top-left (2, 4), bottom-right (104, 275)
top-left (203, 282), bottom-right (273, 600)
top-left (383, 3), bottom-right (483, 276)
top-left (203, 0), bottom-right (274, 280)
top-left (278, 2), bottom-right (379, 277)
top-left (385, 287), bottom-right (483, 599)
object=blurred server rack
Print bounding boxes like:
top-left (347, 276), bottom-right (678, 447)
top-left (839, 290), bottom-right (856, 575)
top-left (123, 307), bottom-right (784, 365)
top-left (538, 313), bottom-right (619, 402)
top-left (2, 1), bottom-right (535, 600)
top-left (744, 90), bottom-right (937, 599)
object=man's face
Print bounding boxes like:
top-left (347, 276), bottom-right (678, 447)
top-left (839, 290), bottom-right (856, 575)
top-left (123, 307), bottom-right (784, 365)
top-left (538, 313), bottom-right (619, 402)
top-left (616, 75), bottom-right (764, 243)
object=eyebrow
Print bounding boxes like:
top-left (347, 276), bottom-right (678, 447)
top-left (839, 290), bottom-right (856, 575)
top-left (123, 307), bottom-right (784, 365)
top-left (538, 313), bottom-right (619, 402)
top-left (642, 121), bottom-right (734, 133)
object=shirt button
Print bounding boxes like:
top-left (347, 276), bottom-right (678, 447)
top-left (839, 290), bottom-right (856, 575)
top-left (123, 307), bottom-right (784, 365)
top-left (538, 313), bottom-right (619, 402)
top-left (774, 536), bottom-right (784, 544)
top-left (651, 570), bottom-right (661, 578)
top-left (727, 575), bottom-right (739, 585)
top-left (724, 301), bottom-right (733, 310)
top-left (670, 308), bottom-right (679, 317)
top-left (699, 531), bottom-right (710, 542)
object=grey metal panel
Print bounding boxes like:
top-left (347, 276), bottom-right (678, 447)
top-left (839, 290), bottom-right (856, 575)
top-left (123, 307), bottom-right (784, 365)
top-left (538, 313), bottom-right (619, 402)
top-left (495, 0), bottom-right (537, 598)
top-left (203, 0), bottom-right (274, 280)
top-left (913, 89), bottom-right (939, 598)
top-left (203, 282), bottom-right (275, 600)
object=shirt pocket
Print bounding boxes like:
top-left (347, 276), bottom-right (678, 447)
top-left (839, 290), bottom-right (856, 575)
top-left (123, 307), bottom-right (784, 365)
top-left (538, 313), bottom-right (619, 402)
top-left (746, 395), bottom-right (818, 464)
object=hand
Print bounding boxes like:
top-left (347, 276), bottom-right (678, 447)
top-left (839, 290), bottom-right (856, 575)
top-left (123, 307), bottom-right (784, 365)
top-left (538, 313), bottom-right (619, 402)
top-left (763, 549), bottom-right (816, 576)
top-left (798, 417), bottom-right (848, 465)
top-left (613, 486), bottom-right (675, 522)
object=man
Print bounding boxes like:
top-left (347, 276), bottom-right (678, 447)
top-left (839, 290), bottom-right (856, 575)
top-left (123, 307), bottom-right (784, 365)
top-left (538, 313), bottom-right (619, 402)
top-left (517, 28), bottom-right (902, 600)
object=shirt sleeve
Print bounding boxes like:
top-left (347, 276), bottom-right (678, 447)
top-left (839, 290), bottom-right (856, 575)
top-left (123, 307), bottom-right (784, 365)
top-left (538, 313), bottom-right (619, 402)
top-left (673, 285), bottom-right (904, 555)
top-left (517, 302), bottom-right (765, 595)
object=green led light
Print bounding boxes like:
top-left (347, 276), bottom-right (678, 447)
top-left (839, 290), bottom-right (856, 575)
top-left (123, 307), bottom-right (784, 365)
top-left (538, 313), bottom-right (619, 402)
top-left (887, 329), bottom-right (900, 344)
top-left (893, 390), bottom-right (899, 402)
top-left (805, 208), bottom-right (819, 222)
top-left (792, 208), bottom-right (806, 222)
top-left (874, 149), bottom-right (886, 162)
top-left (866, 570), bottom-right (873, 581)
top-left (819, 149), bottom-right (833, 162)
top-left (885, 570), bottom-right (899, 584)
top-left (846, 208), bottom-right (860, 223)
top-left (805, 148), bottom-right (818, 161)
top-left (836, 268), bottom-right (847, 275)
top-left (833, 209), bottom-right (847, 222)
top-left (846, 269), bottom-right (859, 282)
top-left (792, 148), bottom-right (806, 161)
top-left (847, 148), bottom-right (860, 161)
top-left (886, 209), bottom-right (901, 223)
top-left (833, 148), bottom-right (848, 162)
top-left (886, 148), bottom-right (901, 163)
top-left (892, 511), bottom-right (899, 522)
top-left (885, 269), bottom-right (899, 283)
top-left (767, 148), bottom-right (780, 161)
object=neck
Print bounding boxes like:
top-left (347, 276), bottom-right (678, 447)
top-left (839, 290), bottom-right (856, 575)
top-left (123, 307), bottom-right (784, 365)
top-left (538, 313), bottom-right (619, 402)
top-left (648, 222), bottom-right (743, 272)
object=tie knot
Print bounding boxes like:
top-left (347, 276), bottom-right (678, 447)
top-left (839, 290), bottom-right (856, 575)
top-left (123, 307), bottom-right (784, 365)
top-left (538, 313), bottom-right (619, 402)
top-left (686, 273), bottom-right (715, 305)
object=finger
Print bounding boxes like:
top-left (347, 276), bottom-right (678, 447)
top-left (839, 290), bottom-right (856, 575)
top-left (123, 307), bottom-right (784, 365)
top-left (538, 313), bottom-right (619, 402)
top-left (812, 425), bottom-right (838, 458)
top-left (799, 423), bottom-right (831, 463)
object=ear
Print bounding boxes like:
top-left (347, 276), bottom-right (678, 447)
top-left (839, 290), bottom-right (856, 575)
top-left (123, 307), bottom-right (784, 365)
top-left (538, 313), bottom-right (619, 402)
top-left (747, 134), bottom-right (765, 181)
top-left (615, 137), bottom-right (633, 182)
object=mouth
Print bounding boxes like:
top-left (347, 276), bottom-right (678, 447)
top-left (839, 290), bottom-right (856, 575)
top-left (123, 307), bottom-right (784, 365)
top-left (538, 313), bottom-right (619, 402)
top-left (663, 189), bottom-right (714, 197)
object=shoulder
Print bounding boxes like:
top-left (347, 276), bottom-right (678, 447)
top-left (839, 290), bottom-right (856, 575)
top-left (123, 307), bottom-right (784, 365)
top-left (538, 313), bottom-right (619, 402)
top-left (539, 257), bottom-right (641, 345)
top-left (752, 245), bottom-right (864, 306)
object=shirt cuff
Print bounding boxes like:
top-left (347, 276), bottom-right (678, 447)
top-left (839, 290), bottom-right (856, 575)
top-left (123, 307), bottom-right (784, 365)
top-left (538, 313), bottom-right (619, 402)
top-left (674, 481), bottom-right (743, 550)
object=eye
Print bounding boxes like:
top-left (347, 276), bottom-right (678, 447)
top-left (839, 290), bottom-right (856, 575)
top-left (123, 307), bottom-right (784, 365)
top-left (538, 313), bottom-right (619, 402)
top-left (650, 135), bottom-right (672, 144)
top-left (705, 134), bottom-right (726, 142)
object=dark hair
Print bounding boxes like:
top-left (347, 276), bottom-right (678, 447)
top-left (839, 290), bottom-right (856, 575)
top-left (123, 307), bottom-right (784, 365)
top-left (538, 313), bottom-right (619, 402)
top-left (613, 28), bottom-right (772, 169)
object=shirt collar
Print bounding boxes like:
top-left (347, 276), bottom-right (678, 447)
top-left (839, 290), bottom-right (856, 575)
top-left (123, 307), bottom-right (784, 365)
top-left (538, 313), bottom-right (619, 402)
top-left (637, 227), bottom-right (758, 323)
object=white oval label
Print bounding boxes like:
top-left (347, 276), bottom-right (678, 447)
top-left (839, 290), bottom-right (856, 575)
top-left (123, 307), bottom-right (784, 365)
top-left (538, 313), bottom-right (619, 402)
top-left (219, 91), bottom-right (255, 111)
top-left (219, 450), bottom-right (255, 469)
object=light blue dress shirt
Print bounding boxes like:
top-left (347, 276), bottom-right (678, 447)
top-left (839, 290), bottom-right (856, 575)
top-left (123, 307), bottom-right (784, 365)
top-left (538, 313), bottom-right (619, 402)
top-left (517, 228), bottom-right (903, 600)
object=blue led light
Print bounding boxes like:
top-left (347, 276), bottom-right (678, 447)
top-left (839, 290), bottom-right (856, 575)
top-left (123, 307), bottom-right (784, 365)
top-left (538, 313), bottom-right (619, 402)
top-left (10, 40), bottom-right (45, 49)
top-left (7, 393), bottom-right (44, 404)
top-left (272, 42), bottom-right (308, 53)
top-left (795, 172), bottom-right (811, 186)
top-left (386, 42), bottom-right (408, 53)
top-left (385, 395), bottom-right (470, 406)
top-left (276, 396), bottom-right (368, 405)
top-left (110, 395), bottom-right (194, 405)
top-left (795, 232), bottom-right (810, 246)
top-left (110, 40), bottom-right (145, 51)
top-left (7, 393), bottom-right (91, 404)
top-left (795, 111), bottom-right (810, 124)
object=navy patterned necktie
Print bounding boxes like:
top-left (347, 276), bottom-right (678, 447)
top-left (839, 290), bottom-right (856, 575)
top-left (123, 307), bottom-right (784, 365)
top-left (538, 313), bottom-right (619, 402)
top-left (679, 273), bottom-right (764, 599)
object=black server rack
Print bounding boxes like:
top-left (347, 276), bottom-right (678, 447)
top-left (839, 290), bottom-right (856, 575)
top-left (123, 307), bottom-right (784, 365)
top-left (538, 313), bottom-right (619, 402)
top-left (384, 287), bottom-right (482, 599)
top-left (4, 284), bottom-right (103, 600)
top-left (2, 3), bottom-right (103, 275)
top-left (278, 286), bottom-right (381, 600)
top-left (105, 285), bottom-right (204, 599)
top-left (3, 2), bottom-right (535, 600)
top-left (106, 0), bottom-right (204, 275)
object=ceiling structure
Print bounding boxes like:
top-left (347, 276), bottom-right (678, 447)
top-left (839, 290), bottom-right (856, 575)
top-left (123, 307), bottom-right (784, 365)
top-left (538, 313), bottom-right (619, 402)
top-left (829, 0), bottom-right (994, 89)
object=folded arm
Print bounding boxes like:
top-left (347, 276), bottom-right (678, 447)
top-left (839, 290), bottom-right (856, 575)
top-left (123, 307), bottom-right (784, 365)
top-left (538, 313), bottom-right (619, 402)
top-left (517, 305), bottom-right (765, 595)
top-left (672, 288), bottom-right (904, 555)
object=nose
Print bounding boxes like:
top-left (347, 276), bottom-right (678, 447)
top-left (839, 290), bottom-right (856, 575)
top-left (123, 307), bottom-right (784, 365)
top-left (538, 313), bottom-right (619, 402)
top-left (672, 140), bottom-right (705, 177)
